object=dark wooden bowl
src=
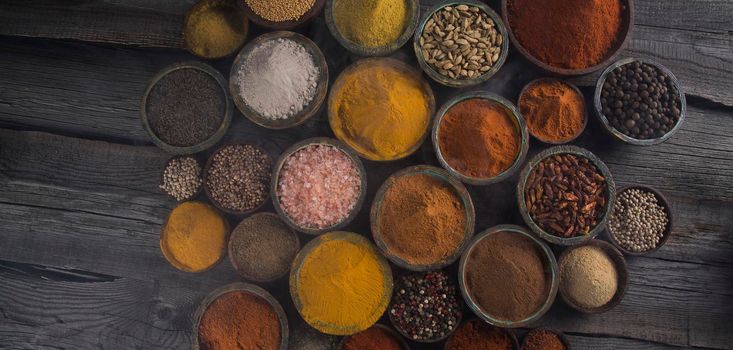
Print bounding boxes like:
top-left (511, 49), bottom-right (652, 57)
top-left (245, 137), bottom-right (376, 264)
top-left (240, 0), bottom-right (326, 30)
top-left (500, 0), bottom-right (634, 76)
top-left (159, 155), bottom-right (203, 202)
top-left (444, 318), bottom-right (520, 350)
top-left (338, 324), bottom-right (410, 350)
top-left (521, 327), bottom-right (571, 350)
top-left (518, 78), bottom-right (588, 145)
top-left (558, 239), bottom-right (629, 314)
top-left (605, 185), bottom-right (673, 255)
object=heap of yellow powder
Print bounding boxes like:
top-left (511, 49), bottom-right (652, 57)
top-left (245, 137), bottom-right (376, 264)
top-left (333, 0), bottom-right (410, 48)
top-left (184, 0), bottom-right (249, 58)
top-left (329, 58), bottom-right (432, 161)
top-left (291, 232), bottom-right (392, 335)
top-left (160, 201), bottom-right (228, 272)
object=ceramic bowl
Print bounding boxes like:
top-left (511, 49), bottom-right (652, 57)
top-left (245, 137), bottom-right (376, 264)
top-left (605, 184), bottom-right (673, 255)
top-left (183, 0), bottom-right (249, 59)
top-left (518, 78), bottom-right (588, 144)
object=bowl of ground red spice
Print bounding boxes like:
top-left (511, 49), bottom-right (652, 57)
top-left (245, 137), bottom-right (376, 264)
top-left (444, 318), bottom-right (519, 350)
top-left (240, 0), bottom-right (325, 30)
top-left (371, 165), bottom-right (475, 271)
top-left (502, 0), bottom-right (633, 76)
top-left (459, 225), bottom-right (559, 328)
top-left (193, 282), bottom-right (288, 350)
top-left (519, 78), bottom-right (587, 144)
top-left (517, 146), bottom-right (616, 246)
top-left (433, 91), bottom-right (528, 185)
top-left (521, 328), bottom-right (571, 350)
top-left (339, 324), bottom-right (410, 350)
top-left (272, 137), bottom-right (367, 235)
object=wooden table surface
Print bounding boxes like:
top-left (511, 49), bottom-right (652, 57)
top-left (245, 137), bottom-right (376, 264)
top-left (0, 1), bottom-right (731, 349)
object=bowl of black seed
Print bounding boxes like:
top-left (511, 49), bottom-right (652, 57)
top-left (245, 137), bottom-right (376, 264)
top-left (594, 58), bottom-right (685, 145)
top-left (203, 143), bottom-right (272, 215)
top-left (141, 61), bottom-right (232, 154)
top-left (388, 270), bottom-right (462, 343)
top-left (606, 185), bottom-right (672, 255)
top-left (160, 156), bottom-right (203, 201)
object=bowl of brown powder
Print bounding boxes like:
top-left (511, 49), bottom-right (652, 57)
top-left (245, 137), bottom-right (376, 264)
top-left (458, 225), bottom-right (559, 328)
top-left (370, 165), bottom-right (475, 271)
top-left (240, 0), bottom-right (326, 30)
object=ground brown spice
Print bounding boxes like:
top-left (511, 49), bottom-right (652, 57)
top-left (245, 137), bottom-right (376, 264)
top-left (445, 319), bottom-right (513, 350)
top-left (523, 329), bottom-right (566, 350)
top-left (198, 291), bottom-right (281, 350)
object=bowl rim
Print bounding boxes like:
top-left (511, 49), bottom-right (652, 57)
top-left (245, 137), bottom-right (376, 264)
top-left (443, 317), bottom-right (520, 350)
top-left (227, 212), bottom-right (301, 283)
top-left (328, 57), bottom-right (436, 162)
top-left (229, 31), bottom-right (329, 130)
top-left (593, 57), bottom-right (687, 145)
top-left (159, 155), bottom-right (204, 202)
top-left (518, 78), bottom-right (588, 145)
top-left (516, 145), bottom-right (617, 246)
top-left (325, 0), bottom-right (421, 56)
top-left (500, 0), bottom-right (635, 76)
top-left (239, 0), bottom-right (326, 30)
top-left (520, 327), bottom-right (572, 350)
top-left (458, 224), bottom-right (560, 328)
top-left (183, 0), bottom-right (249, 60)
top-left (191, 282), bottom-right (289, 350)
top-left (413, 0), bottom-right (510, 87)
top-left (140, 61), bottom-right (232, 155)
top-left (432, 91), bottom-right (529, 185)
top-left (370, 165), bottom-right (476, 271)
top-left (604, 184), bottom-right (673, 255)
top-left (557, 239), bottom-right (629, 314)
top-left (338, 324), bottom-right (411, 350)
top-left (271, 137), bottom-right (368, 235)
top-left (202, 142), bottom-right (273, 216)
top-left (159, 201), bottom-right (230, 273)
top-left (289, 231), bottom-right (394, 335)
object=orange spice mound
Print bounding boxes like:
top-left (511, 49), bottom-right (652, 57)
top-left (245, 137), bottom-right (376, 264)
top-left (520, 80), bottom-right (585, 143)
top-left (198, 291), bottom-right (281, 350)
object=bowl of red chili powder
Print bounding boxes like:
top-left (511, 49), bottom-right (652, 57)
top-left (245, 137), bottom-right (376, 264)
top-left (502, 0), bottom-right (634, 75)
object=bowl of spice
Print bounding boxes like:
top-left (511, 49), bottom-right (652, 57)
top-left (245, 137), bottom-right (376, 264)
top-left (389, 270), bottom-right (463, 342)
top-left (290, 231), bottom-right (393, 336)
top-left (289, 320), bottom-right (340, 350)
top-left (240, 0), bottom-right (325, 30)
top-left (203, 143), bottom-right (272, 215)
top-left (414, 0), bottom-right (509, 87)
top-left (444, 318), bottom-right (519, 350)
top-left (160, 156), bottom-right (203, 201)
top-left (329, 58), bottom-right (435, 161)
top-left (326, 0), bottom-right (420, 56)
top-left (160, 201), bottom-right (229, 273)
top-left (183, 0), bottom-right (249, 59)
top-left (517, 146), bottom-right (616, 246)
top-left (433, 91), bottom-right (528, 185)
top-left (459, 225), bottom-right (559, 328)
top-left (339, 324), bottom-right (409, 350)
top-left (521, 328), bottom-right (571, 350)
top-left (228, 212), bottom-right (300, 283)
top-left (371, 165), bottom-right (475, 271)
top-left (558, 239), bottom-right (629, 314)
top-left (193, 282), bottom-right (288, 350)
top-left (141, 61), bottom-right (232, 155)
top-left (230, 31), bottom-right (329, 130)
top-left (518, 78), bottom-right (587, 144)
top-left (273, 138), bottom-right (366, 235)
top-left (594, 58), bottom-right (686, 145)
top-left (606, 185), bottom-right (672, 255)
top-left (502, 0), bottom-right (633, 76)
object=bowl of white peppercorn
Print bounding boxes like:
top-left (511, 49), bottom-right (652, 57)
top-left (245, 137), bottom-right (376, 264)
top-left (160, 155), bottom-right (204, 202)
top-left (605, 185), bottom-right (673, 255)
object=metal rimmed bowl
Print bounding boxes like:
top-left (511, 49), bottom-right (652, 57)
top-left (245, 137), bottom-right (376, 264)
top-left (517, 145), bottom-right (616, 246)
top-left (227, 212), bottom-right (301, 283)
top-left (230, 31), bottom-right (329, 130)
top-left (558, 239), bottom-right (629, 314)
top-left (444, 318), bottom-right (520, 350)
top-left (593, 57), bottom-right (686, 145)
top-left (203, 143), bottom-right (273, 216)
top-left (328, 57), bottom-right (435, 162)
top-left (458, 225), bottom-right (559, 328)
top-left (290, 232), bottom-right (393, 335)
top-left (239, 0), bottom-right (326, 30)
top-left (521, 328), bottom-right (572, 350)
top-left (501, 0), bottom-right (634, 76)
top-left (183, 0), bottom-right (249, 59)
top-left (325, 0), bottom-right (420, 56)
top-left (271, 137), bottom-right (367, 235)
top-left (141, 61), bottom-right (232, 155)
top-left (192, 282), bottom-right (289, 350)
top-left (432, 91), bottom-right (529, 185)
top-left (338, 324), bottom-right (410, 350)
top-left (370, 165), bottom-right (475, 271)
top-left (518, 78), bottom-right (588, 144)
top-left (159, 155), bottom-right (203, 202)
top-left (605, 184), bottom-right (673, 255)
top-left (414, 0), bottom-right (510, 87)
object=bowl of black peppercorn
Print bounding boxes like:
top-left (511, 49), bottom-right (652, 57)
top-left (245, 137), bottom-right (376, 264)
top-left (594, 58), bottom-right (686, 145)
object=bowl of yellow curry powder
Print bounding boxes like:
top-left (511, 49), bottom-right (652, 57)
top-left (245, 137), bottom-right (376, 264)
top-left (329, 58), bottom-right (435, 162)
top-left (290, 232), bottom-right (393, 335)
top-left (326, 0), bottom-right (420, 56)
